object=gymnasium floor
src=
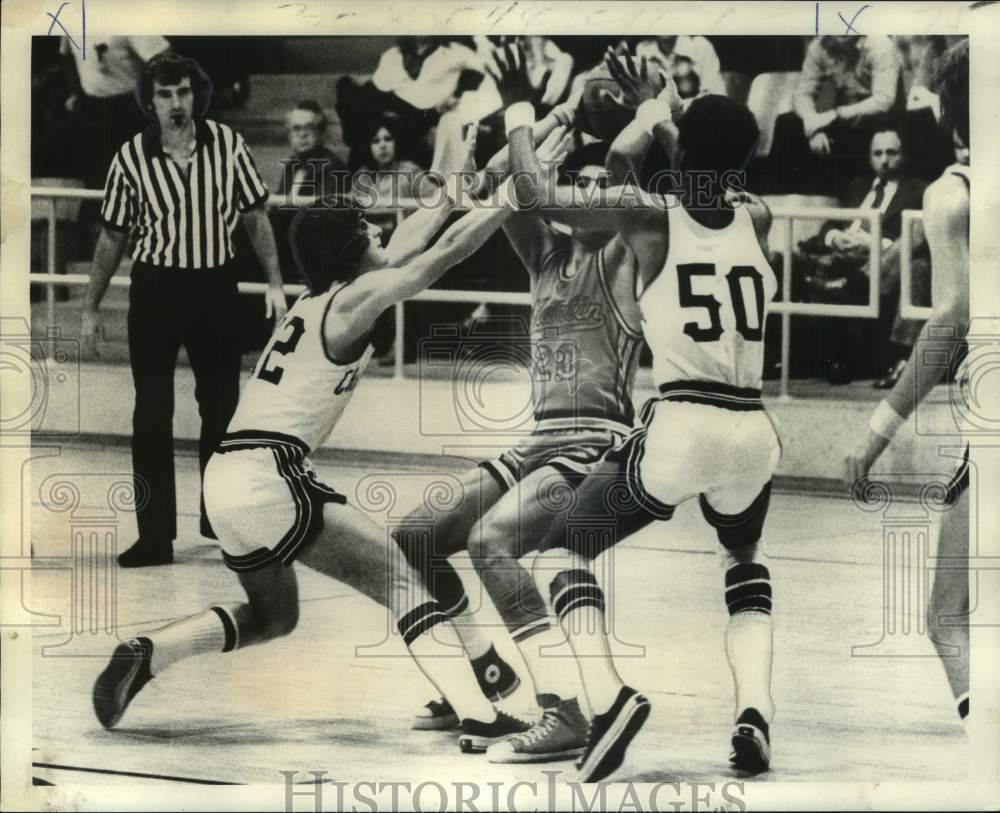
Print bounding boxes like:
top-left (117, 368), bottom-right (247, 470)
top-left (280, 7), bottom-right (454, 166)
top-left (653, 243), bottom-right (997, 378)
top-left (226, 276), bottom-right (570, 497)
top-left (29, 443), bottom-right (968, 788)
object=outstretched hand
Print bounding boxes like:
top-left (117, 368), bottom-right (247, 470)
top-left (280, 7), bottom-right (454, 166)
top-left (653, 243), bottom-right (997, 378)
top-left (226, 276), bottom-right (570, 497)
top-left (602, 48), bottom-right (667, 110)
top-left (486, 43), bottom-right (537, 108)
top-left (535, 124), bottom-right (574, 184)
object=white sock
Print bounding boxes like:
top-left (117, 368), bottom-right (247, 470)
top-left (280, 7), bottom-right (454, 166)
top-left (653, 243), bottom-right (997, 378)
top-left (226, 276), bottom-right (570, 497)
top-left (146, 605), bottom-right (238, 676)
top-left (448, 605), bottom-right (492, 660)
top-left (726, 611), bottom-right (774, 722)
top-left (558, 604), bottom-right (623, 716)
top-left (515, 622), bottom-right (579, 703)
top-left (400, 602), bottom-right (496, 723)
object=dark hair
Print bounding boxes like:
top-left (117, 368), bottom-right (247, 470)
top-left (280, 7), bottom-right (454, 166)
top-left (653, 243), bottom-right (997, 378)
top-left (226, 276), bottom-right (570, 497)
top-left (559, 140), bottom-right (610, 183)
top-left (870, 123), bottom-right (905, 151)
top-left (294, 99), bottom-right (329, 130)
top-left (135, 52), bottom-right (213, 120)
top-left (289, 196), bottom-right (371, 294)
top-left (676, 94), bottom-right (760, 181)
top-left (365, 115), bottom-right (402, 145)
top-left (934, 39), bottom-right (969, 148)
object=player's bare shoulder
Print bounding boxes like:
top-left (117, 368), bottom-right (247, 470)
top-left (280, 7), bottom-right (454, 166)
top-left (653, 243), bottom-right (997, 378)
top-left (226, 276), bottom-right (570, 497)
top-left (923, 172), bottom-right (970, 227)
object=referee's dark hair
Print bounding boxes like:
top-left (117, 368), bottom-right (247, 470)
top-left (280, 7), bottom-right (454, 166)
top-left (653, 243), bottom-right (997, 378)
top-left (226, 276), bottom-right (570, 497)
top-left (136, 52), bottom-right (214, 120)
top-left (290, 196), bottom-right (372, 294)
top-left (676, 94), bottom-right (760, 180)
top-left (935, 39), bottom-right (969, 147)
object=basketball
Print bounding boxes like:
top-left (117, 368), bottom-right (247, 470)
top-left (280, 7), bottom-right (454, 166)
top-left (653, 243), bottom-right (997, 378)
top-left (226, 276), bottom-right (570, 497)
top-left (578, 61), bottom-right (634, 141)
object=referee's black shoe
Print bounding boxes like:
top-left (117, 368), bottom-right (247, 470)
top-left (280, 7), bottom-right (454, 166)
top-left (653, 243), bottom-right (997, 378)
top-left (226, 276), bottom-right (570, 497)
top-left (118, 539), bottom-right (173, 568)
top-left (576, 686), bottom-right (651, 783)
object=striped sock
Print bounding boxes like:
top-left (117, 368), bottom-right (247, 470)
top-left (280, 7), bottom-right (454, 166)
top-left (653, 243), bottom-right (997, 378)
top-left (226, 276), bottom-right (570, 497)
top-left (724, 562), bottom-right (774, 723)
top-left (398, 600), bottom-right (495, 723)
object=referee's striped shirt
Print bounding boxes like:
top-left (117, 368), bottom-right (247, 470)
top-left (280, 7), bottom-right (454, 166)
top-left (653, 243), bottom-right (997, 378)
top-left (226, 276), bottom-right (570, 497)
top-left (100, 118), bottom-right (269, 269)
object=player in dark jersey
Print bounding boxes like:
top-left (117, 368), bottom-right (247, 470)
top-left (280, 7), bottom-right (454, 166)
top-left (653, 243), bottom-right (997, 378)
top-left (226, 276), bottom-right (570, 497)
top-left (844, 40), bottom-right (972, 728)
top-left (393, 45), bottom-right (647, 762)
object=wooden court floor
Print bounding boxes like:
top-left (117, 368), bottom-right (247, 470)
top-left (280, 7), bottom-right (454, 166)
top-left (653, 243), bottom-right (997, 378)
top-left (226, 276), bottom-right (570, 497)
top-left (28, 445), bottom-right (968, 788)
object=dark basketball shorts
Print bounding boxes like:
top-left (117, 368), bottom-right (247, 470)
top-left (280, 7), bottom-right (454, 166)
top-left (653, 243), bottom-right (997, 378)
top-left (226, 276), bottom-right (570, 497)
top-left (479, 424), bottom-right (630, 493)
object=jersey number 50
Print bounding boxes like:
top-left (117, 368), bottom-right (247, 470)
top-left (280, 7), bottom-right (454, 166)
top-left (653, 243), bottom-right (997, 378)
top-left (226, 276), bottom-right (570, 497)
top-left (677, 263), bottom-right (766, 343)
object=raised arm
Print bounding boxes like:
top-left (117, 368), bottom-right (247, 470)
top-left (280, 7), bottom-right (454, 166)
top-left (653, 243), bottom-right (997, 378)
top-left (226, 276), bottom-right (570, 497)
top-left (483, 43), bottom-right (576, 275)
top-left (328, 181), bottom-right (519, 342)
top-left (602, 49), bottom-right (682, 185)
top-left (382, 123), bottom-right (479, 268)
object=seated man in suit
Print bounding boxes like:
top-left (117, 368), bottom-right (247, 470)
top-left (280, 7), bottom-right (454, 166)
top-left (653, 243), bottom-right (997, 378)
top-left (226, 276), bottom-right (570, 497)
top-left (795, 126), bottom-right (929, 384)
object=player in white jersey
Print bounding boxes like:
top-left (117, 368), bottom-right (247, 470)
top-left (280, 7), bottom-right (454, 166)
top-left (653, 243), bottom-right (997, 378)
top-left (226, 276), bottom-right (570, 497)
top-left (844, 41), bottom-right (972, 727)
top-left (92, 129), bottom-right (555, 750)
top-left (506, 88), bottom-right (780, 781)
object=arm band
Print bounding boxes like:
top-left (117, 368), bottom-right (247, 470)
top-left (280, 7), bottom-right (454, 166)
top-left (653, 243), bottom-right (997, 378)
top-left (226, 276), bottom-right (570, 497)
top-left (505, 102), bottom-right (535, 135)
top-left (636, 99), bottom-right (672, 135)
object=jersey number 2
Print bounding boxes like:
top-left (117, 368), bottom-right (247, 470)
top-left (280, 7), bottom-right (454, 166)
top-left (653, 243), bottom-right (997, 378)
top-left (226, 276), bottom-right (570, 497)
top-left (257, 316), bottom-right (306, 384)
top-left (677, 263), bottom-right (765, 343)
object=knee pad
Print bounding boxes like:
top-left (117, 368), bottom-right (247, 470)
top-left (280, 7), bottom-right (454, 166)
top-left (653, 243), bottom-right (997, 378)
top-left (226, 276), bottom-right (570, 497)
top-left (724, 561), bottom-right (772, 616)
top-left (549, 568), bottom-right (605, 625)
top-left (701, 481), bottom-right (772, 550)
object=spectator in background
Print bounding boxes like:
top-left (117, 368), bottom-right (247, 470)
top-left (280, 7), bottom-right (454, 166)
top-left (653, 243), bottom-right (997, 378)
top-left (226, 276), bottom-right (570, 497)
top-left (277, 99), bottom-right (348, 199)
top-left (34, 35), bottom-right (170, 187)
top-left (768, 36), bottom-right (904, 197)
top-left (893, 35), bottom-right (961, 182)
top-left (634, 35), bottom-right (725, 96)
top-left (373, 36), bottom-right (501, 119)
top-left (795, 126), bottom-right (928, 384)
top-left (352, 115), bottom-right (430, 202)
top-left (269, 100), bottom-right (348, 287)
top-left (372, 36), bottom-right (503, 183)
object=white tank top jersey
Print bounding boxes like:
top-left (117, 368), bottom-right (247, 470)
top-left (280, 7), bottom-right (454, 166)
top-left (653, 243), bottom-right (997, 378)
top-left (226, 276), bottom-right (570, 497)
top-left (639, 197), bottom-right (778, 391)
top-left (227, 286), bottom-right (374, 452)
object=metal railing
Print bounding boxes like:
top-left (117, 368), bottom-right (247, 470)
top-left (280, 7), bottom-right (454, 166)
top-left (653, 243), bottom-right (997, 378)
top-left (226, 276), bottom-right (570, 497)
top-left (899, 210), bottom-right (932, 322)
top-left (30, 185), bottom-right (913, 398)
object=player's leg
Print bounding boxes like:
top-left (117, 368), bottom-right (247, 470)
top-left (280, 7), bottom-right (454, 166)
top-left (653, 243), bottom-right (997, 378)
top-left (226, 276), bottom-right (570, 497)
top-left (700, 409), bottom-right (782, 773)
top-left (92, 559), bottom-right (300, 729)
top-left (928, 483), bottom-right (970, 724)
top-left (532, 448), bottom-right (660, 782)
top-left (470, 465), bottom-right (580, 703)
top-left (391, 463), bottom-right (523, 728)
top-left (702, 482), bottom-right (775, 774)
top-left (298, 499), bottom-right (530, 752)
top-left (469, 465), bottom-right (590, 762)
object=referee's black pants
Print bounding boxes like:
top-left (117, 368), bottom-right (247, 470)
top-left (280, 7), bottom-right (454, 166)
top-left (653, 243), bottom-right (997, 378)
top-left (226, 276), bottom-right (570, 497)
top-left (128, 261), bottom-right (242, 549)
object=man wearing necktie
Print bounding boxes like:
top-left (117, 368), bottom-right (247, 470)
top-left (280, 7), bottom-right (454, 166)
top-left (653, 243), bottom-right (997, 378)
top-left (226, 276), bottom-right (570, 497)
top-left (797, 126), bottom-right (929, 384)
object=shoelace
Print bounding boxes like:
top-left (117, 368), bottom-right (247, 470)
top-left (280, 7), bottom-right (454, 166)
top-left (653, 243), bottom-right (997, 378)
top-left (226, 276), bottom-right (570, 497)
top-left (512, 709), bottom-right (561, 747)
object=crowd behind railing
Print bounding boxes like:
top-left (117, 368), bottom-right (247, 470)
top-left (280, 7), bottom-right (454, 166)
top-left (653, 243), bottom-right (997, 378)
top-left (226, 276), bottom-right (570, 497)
top-left (29, 33), bottom-right (965, 391)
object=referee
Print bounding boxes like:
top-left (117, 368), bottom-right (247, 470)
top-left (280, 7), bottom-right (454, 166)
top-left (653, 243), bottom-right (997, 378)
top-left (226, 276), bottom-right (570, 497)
top-left (82, 53), bottom-right (288, 568)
